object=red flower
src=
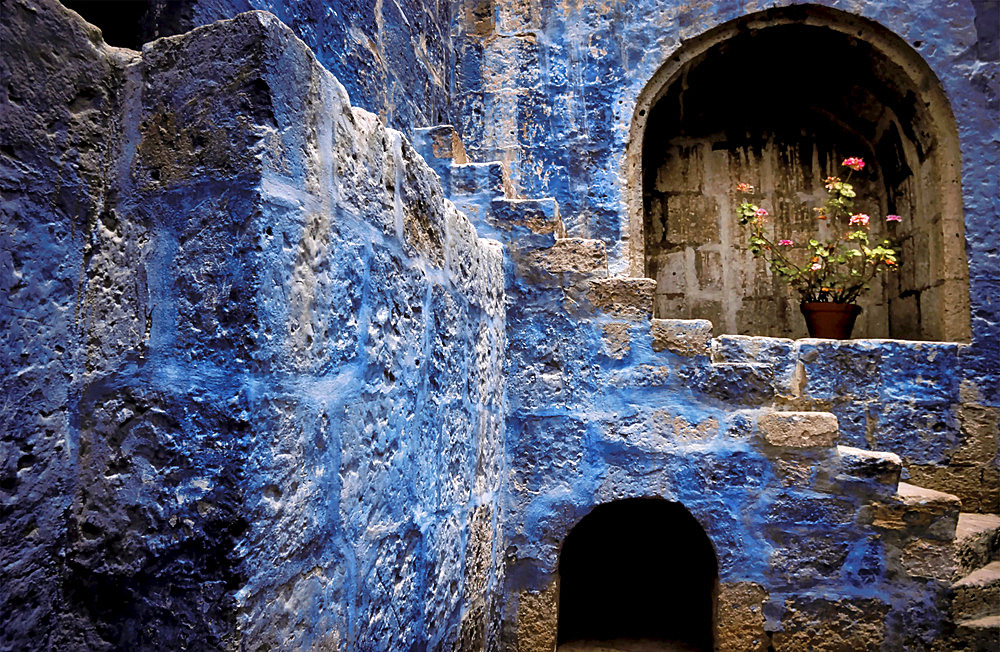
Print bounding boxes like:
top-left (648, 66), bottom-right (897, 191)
top-left (842, 157), bottom-right (865, 171)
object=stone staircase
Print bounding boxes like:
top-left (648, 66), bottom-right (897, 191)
top-left (413, 124), bottom-right (1000, 649)
top-left (951, 513), bottom-right (1000, 649)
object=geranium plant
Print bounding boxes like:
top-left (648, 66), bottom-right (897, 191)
top-left (736, 157), bottom-right (900, 304)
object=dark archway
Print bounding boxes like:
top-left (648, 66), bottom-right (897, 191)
top-left (557, 498), bottom-right (718, 650)
top-left (627, 5), bottom-right (969, 341)
top-left (60, 0), bottom-right (195, 50)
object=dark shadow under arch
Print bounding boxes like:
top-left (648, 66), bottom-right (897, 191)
top-left (558, 498), bottom-right (718, 650)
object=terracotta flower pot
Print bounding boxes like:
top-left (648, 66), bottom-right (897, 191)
top-left (800, 302), bottom-right (862, 339)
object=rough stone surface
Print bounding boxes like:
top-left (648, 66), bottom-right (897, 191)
top-left (142, 0), bottom-right (455, 133)
top-left (952, 561), bottom-right (1000, 621)
top-left (1, 3), bottom-right (505, 649)
top-left (770, 597), bottom-right (888, 651)
top-left (516, 582), bottom-right (558, 652)
top-left (650, 319), bottom-right (713, 357)
top-left (759, 412), bottom-right (840, 448)
top-left (3, 1), bottom-right (998, 651)
top-left (716, 582), bottom-right (769, 652)
top-left (588, 277), bottom-right (656, 320)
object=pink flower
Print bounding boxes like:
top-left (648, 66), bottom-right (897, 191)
top-left (849, 213), bottom-right (870, 226)
top-left (736, 182), bottom-right (755, 193)
top-left (824, 176), bottom-right (841, 190)
top-left (754, 208), bottom-right (769, 218)
top-left (810, 262), bottom-right (822, 271)
top-left (886, 214), bottom-right (902, 222)
top-left (778, 239), bottom-right (793, 246)
top-left (842, 157), bottom-right (865, 171)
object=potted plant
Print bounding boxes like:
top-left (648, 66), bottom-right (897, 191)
top-left (735, 157), bottom-right (900, 339)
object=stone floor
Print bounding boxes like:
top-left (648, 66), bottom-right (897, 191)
top-left (559, 639), bottom-right (701, 652)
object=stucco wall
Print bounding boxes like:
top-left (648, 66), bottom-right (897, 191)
top-left (1, 2), bottom-right (506, 648)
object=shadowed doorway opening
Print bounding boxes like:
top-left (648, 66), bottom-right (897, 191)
top-left (558, 498), bottom-right (718, 651)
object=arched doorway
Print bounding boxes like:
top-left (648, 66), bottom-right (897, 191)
top-left (557, 498), bottom-right (718, 651)
top-left (626, 5), bottom-right (969, 341)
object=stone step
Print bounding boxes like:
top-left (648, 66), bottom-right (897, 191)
top-left (650, 319), bottom-right (713, 357)
top-left (586, 277), bottom-right (656, 321)
top-left (951, 614), bottom-right (1000, 651)
top-left (412, 125), bottom-right (467, 164)
top-left (869, 483), bottom-right (962, 547)
top-left (450, 161), bottom-right (508, 198)
top-left (836, 445), bottom-right (902, 491)
top-left (953, 561), bottom-right (1000, 622)
top-left (709, 334), bottom-right (794, 364)
top-left (956, 512), bottom-right (1000, 577)
top-left (527, 238), bottom-right (608, 278)
top-left (757, 411), bottom-right (839, 448)
top-left (485, 198), bottom-right (564, 250)
top-left (411, 124), bottom-right (468, 191)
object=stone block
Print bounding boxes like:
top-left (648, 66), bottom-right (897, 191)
top-left (873, 401), bottom-right (959, 465)
top-left (796, 340), bottom-right (881, 402)
top-left (716, 582), bottom-right (769, 652)
top-left (836, 445), bottom-right (902, 487)
top-left (681, 363), bottom-right (776, 405)
top-left (588, 277), bottom-right (656, 320)
top-left (650, 319), bottom-right (712, 356)
top-left (908, 464), bottom-right (1000, 514)
top-left (399, 136), bottom-right (448, 267)
top-left (511, 416), bottom-right (585, 493)
top-left (765, 493), bottom-right (856, 527)
top-left (665, 193), bottom-right (720, 246)
top-left (690, 298), bottom-right (725, 334)
top-left (869, 482), bottom-right (961, 541)
top-left (601, 322), bottom-right (631, 360)
top-left (955, 513), bottom-right (1000, 578)
top-left (711, 335), bottom-right (795, 365)
top-left (516, 581), bottom-right (558, 652)
top-left (952, 561), bottom-right (1000, 621)
top-left (900, 538), bottom-right (956, 581)
top-left (412, 124), bottom-right (467, 164)
top-left (526, 238), bottom-right (607, 277)
top-left (450, 161), bottom-right (506, 197)
top-left (879, 341), bottom-right (961, 402)
top-left (768, 529), bottom-right (851, 587)
top-left (771, 597), bottom-right (888, 651)
top-left (654, 145), bottom-right (704, 193)
top-left (952, 402), bottom-right (1000, 465)
top-left (759, 412), bottom-right (839, 448)
top-left (488, 198), bottom-right (564, 250)
top-left (695, 248), bottom-right (723, 291)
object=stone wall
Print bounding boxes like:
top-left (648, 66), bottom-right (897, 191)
top-left (451, 0), bottom-right (995, 349)
top-left (185, 0), bottom-right (455, 132)
top-left (1, 2), bottom-right (134, 646)
top-left (1, 2), bottom-right (506, 648)
top-left (67, 0), bottom-right (455, 134)
top-left (495, 232), bottom-right (989, 650)
top-left (3, 1), bottom-right (997, 650)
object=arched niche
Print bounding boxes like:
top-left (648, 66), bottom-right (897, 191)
top-left (557, 498), bottom-right (718, 650)
top-left (625, 5), bottom-right (970, 341)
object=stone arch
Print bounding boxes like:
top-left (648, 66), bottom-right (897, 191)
top-left (556, 497), bottom-right (718, 650)
top-left (624, 4), bottom-right (970, 341)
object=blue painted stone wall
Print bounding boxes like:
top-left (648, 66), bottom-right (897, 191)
top-left (449, 0), bottom-right (999, 503)
top-left (2, 2), bottom-right (506, 648)
top-left (2, 0), bottom-right (116, 645)
top-left (3, 0), bottom-right (997, 649)
top-left (145, 0), bottom-right (455, 134)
